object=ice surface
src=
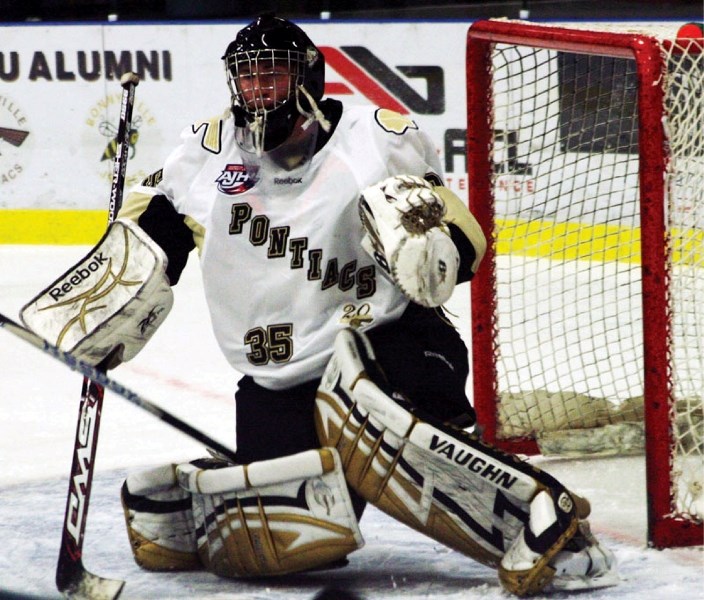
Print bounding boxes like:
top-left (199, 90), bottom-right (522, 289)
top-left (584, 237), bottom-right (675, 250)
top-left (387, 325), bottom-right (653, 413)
top-left (1, 246), bottom-right (701, 599)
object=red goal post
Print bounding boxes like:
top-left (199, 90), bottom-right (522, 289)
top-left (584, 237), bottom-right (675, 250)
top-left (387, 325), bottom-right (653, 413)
top-left (466, 19), bottom-right (703, 548)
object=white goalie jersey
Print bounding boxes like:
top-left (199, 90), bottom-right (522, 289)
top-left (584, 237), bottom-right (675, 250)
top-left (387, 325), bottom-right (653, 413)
top-left (121, 105), bottom-right (446, 390)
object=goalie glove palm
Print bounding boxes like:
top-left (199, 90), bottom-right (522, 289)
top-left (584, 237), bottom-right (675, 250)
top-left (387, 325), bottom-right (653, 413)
top-left (359, 175), bottom-right (459, 307)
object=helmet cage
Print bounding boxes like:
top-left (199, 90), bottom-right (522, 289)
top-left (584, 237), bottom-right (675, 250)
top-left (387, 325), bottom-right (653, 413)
top-left (225, 48), bottom-right (307, 119)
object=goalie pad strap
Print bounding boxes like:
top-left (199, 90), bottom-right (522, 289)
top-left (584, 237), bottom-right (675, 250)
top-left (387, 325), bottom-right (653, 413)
top-left (176, 447), bottom-right (336, 494)
top-left (176, 448), bottom-right (364, 578)
top-left (20, 218), bottom-right (173, 366)
top-left (121, 463), bottom-right (202, 571)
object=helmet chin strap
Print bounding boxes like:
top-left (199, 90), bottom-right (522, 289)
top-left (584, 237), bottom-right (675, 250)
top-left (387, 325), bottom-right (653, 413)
top-left (242, 84), bottom-right (329, 157)
top-left (246, 113), bottom-right (266, 157)
top-left (295, 84), bottom-right (331, 133)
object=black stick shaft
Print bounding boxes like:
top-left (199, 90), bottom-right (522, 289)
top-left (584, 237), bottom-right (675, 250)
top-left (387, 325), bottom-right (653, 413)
top-left (56, 72), bottom-right (139, 599)
top-left (109, 73), bottom-right (139, 221)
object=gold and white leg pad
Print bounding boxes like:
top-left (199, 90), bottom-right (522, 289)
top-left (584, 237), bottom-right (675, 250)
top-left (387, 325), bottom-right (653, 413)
top-left (121, 463), bottom-right (202, 571)
top-left (316, 328), bottom-right (618, 596)
top-left (176, 448), bottom-right (364, 578)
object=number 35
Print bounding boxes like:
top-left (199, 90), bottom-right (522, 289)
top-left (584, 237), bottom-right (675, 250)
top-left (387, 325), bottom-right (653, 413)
top-left (244, 323), bottom-right (293, 365)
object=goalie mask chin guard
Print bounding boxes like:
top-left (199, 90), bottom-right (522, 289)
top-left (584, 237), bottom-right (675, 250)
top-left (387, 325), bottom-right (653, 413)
top-left (238, 118), bottom-right (321, 180)
top-left (223, 15), bottom-right (326, 156)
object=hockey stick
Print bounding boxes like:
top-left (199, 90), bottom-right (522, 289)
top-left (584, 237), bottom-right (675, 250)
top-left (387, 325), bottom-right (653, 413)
top-left (1, 312), bottom-right (239, 595)
top-left (0, 311), bottom-right (238, 461)
top-left (55, 72), bottom-right (138, 600)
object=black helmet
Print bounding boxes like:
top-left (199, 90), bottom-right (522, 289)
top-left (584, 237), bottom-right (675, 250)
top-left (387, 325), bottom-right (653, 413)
top-left (223, 15), bottom-right (326, 153)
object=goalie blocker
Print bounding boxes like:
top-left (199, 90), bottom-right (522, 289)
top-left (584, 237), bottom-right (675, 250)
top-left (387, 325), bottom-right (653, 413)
top-left (21, 219), bottom-right (173, 368)
top-left (315, 328), bottom-right (618, 596)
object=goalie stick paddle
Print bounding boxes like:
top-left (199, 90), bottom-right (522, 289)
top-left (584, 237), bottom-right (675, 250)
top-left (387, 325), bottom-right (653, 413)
top-left (55, 72), bottom-right (139, 600)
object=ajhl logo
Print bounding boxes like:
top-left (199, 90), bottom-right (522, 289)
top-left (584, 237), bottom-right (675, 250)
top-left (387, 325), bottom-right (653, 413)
top-left (216, 164), bottom-right (254, 195)
top-left (320, 46), bottom-right (444, 116)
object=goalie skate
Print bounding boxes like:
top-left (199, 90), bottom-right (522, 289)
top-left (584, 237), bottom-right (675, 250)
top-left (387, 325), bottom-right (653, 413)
top-left (499, 492), bottom-right (618, 596)
top-left (543, 521), bottom-right (619, 593)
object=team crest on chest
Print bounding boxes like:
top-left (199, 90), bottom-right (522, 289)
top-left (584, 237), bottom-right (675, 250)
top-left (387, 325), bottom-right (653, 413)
top-left (216, 164), bottom-right (254, 195)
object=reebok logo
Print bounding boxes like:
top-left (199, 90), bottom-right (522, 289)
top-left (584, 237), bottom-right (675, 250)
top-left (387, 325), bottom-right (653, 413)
top-left (49, 252), bottom-right (109, 300)
top-left (274, 176), bottom-right (303, 185)
top-left (138, 305), bottom-right (165, 335)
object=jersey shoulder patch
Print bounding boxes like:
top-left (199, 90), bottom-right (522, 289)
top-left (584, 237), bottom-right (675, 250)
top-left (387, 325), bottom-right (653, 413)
top-left (141, 168), bottom-right (163, 187)
top-left (190, 110), bottom-right (230, 154)
top-left (374, 108), bottom-right (418, 135)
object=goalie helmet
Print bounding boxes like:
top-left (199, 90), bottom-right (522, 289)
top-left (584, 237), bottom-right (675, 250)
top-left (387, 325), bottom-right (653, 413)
top-left (223, 15), bottom-right (326, 156)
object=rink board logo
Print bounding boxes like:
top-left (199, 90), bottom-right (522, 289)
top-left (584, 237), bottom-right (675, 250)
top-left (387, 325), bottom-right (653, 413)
top-left (320, 46), bottom-right (445, 116)
top-left (99, 114), bottom-right (143, 162)
top-left (0, 94), bottom-right (31, 185)
top-left (83, 92), bottom-right (160, 188)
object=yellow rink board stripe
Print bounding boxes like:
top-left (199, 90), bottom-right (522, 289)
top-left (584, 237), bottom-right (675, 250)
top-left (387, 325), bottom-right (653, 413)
top-left (496, 218), bottom-right (702, 266)
top-left (0, 210), bottom-right (107, 245)
top-left (496, 218), bottom-right (642, 263)
top-left (1, 210), bottom-right (701, 266)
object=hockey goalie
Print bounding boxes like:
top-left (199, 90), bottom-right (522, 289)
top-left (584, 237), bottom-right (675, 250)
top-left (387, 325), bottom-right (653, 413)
top-left (22, 15), bottom-right (617, 596)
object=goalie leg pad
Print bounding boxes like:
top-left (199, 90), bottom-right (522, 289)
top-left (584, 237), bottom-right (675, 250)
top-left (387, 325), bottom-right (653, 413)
top-left (21, 218), bottom-right (173, 367)
top-left (316, 328), bottom-right (614, 596)
top-left (121, 463), bottom-right (202, 571)
top-left (176, 448), bottom-right (364, 578)
top-left (316, 328), bottom-right (541, 567)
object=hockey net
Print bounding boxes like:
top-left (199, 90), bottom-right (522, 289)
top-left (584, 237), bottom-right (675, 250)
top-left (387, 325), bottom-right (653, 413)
top-left (466, 19), bottom-right (703, 548)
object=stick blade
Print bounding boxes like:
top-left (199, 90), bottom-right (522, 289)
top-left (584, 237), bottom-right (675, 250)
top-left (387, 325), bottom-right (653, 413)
top-left (58, 567), bottom-right (125, 600)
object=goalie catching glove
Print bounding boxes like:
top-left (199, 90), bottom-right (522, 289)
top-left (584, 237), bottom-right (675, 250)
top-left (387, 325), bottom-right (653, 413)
top-left (20, 219), bottom-right (173, 368)
top-left (359, 175), bottom-right (460, 307)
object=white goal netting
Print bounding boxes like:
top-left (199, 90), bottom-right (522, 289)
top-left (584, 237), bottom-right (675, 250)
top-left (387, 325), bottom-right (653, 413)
top-left (471, 22), bottom-right (703, 524)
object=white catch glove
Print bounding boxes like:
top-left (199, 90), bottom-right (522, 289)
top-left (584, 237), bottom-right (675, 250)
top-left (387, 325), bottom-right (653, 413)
top-left (359, 175), bottom-right (459, 307)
